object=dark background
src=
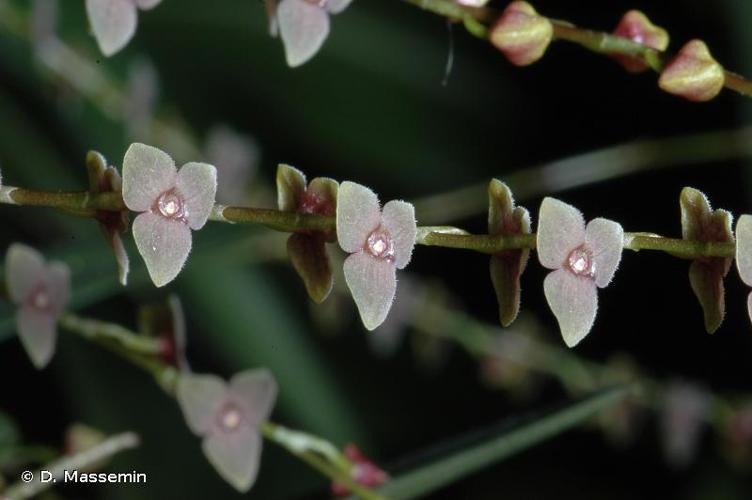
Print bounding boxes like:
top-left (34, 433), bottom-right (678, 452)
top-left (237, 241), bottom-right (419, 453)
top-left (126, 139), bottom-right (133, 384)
top-left (1, 0), bottom-right (752, 498)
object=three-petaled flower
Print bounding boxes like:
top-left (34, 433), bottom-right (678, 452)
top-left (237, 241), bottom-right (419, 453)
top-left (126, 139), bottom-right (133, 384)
top-left (85, 0), bottom-right (163, 56)
top-left (336, 181), bottom-right (417, 330)
top-left (122, 143), bottom-right (217, 287)
top-left (537, 197), bottom-right (624, 347)
top-left (177, 369), bottom-right (277, 492)
top-left (6, 244), bottom-right (70, 369)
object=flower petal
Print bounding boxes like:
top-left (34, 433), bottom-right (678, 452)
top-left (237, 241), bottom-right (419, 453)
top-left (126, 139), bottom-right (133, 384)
top-left (382, 200), bottom-right (417, 270)
top-left (46, 262), bottom-right (71, 314)
top-left (736, 214), bottom-right (752, 286)
top-left (337, 181), bottom-right (382, 254)
top-left (585, 218), bottom-right (624, 288)
top-left (543, 268), bottom-right (598, 347)
top-left (278, 0), bottom-right (330, 67)
top-left (6, 243), bottom-right (45, 304)
top-left (135, 0), bottom-right (162, 10)
top-left (343, 252), bottom-right (397, 331)
top-left (176, 162), bottom-right (217, 230)
top-left (85, 0), bottom-right (137, 57)
top-left (122, 143), bottom-right (177, 212)
top-left (326, 0), bottom-right (353, 14)
top-left (203, 427), bottom-right (261, 493)
top-left (276, 164), bottom-right (307, 213)
top-left (490, 250), bottom-right (528, 327)
top-left (229, 368), bottom-right (278, 426)
top-left (132, 212), bottom-right (192, 287)
top-left (287, 233), bottom-right (334, 303)
top-left (17, 307), bottom-right (57, 369)
top-left (537, 197), bottom-right (586, 270)
top-left (176, 373), bottom-right (227, 435)
top-left (689, 260), bottom-right (726, 334)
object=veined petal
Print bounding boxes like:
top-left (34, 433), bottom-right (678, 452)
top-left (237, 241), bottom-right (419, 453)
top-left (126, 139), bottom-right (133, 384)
top-left (176, 373), bottom-right (227, 435)
top-left (203, 428), bottom-right (261, 493)
top-left (736, 215), bottom-right (752, 286)
top-left (543, 269), bottom-right (598, 347)
top-left (85, 0), bottom-right (137, 57)
top-left (176, 162), bottom-right (217, 230)
top-left (326, 0), bottom-right (353, 14)
top-left (132, 212), bottom-right (192, 287)
top-left (278, 0), bottom-right (330, 67)
top-left (382, 200), bottom-right (417, 270)
top-left (537, 197), bottom-right (586, 270)
top-left (6, 243), bottom-right (45, 304)
top-left (122, 143), bottom-right (177, 212)
top-left (585, 218), bottom-right (624, 288)
top-left (229, 369), bottom-right (278, 426)
top-left (343, 252), bottom-right (397, 331)
top-left (337, 181), bottom-right (382, 254)
top-left (17, 307), bottom-right (57, 369)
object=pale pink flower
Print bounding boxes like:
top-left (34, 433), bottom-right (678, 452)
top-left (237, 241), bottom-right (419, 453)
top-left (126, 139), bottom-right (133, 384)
top-left (660, 381), bottom-right (710, 468)
top-left (122, 143), bottom-right (217, 287)
top-left (537, 197), bottom-right (624, 347)
top-left (735, 214), bottom-right (752, 323)
top-left (266, 0), bottom-right (353, 67)
top-left (336, 181), bottom-right (417, 330)
top-left (6, 244), bottom-right (70, 369)
top-left (85, 0), bottom-right (163, 57)
top-left (177, 369), bottom-right (277, 492)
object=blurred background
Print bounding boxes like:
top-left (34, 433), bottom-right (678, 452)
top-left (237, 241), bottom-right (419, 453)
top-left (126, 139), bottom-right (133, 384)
top-left (1, 0), bottom-right (752, 498)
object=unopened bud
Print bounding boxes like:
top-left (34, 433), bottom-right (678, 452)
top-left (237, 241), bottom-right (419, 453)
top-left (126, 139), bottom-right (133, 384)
top-left (490, 1), bottom-right (553, 67)
top-left (612, 10), bottom-right (669, 73)
top-left (659, 40), bottom-right (725, 102)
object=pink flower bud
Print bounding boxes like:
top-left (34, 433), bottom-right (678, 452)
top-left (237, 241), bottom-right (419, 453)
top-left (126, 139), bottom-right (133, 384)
top-left (612, 10), bottom-right (669, 73)
top-left (331, 444), bottom-right (388, 496)
top-left (659, 40), bottom-right (725, 102)
top-left (489, 1), bottom-right (553, 67)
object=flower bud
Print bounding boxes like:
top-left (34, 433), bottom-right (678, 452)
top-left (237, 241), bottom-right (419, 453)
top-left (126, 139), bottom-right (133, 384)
top-left (490, 1), bottom-right (553, 67)
top-left (612, 10), bottom-right (669, 73)
top-left (659, 40), bottom-right (725, 102)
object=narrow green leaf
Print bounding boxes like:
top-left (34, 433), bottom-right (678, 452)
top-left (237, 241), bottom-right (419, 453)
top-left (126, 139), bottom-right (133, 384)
top-left (364, 386), bottom-right (630, 500)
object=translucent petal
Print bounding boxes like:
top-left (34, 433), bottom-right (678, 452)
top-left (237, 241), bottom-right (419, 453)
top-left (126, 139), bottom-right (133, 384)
top-left (17, 307), bottom-right (57, 369)
top-left (85, 0), bottom-right (137, 57)
top-left (382, 200), bottom-right (417, 270)
top-left (736, 215), bottom-right (752, 286)
top-left (132, 212), bottom-right (192, 287)
top-left (326, 0), bottom-right (353, 14)
top-left (337, 181), bottom-right (382, 254)
top-left (135, 0), bottom-right (162, 10)
top-left (543, 268), bottom-right (598, 347)
top-left (175, 162), bottom-right (217, 230)
top-left (203, 427), bottom-right (261, 493)
top-left (343, 252), bottom-right (397, 331)
top-left (537, 197), bottom-right (586, 270)
top-left (287, 233), bottom-right (333, 303)
top-left (122, 143), bottom-right (177, 212)
top-left (6, 244), bottom-right (45, 304)
top-left (585, 218), bottom-right (624, 288)
top-left (176, 373), bottom-right (227, 435)
top-left (230, 368), bottom-right (278, 426)
top-left (278, 0), bottom-right (330, 67)
top-left (111, 232), bottom-right (130, 286)
top-left (490, 248), bottom-right (529, 327)
top-left (276, 164), bottom-right (307, 212)
top-left (689, 260), bottom-right (726, 334)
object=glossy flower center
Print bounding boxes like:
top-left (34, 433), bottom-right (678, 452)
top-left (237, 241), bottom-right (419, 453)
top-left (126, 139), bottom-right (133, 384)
top-left (567, 247), bottom-right (595, 278)
top-left (366, 229), bottom-right (395, 260)
top-left (156, 191), bottom-right (187, 221)
top-left (218, 403), bottom-right (244, 433)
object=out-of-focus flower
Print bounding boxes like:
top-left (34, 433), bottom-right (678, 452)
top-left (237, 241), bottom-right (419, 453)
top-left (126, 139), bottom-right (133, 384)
top-left (735, 215), bottom-right (752, 324)
top-left (206, 125), bottom-right (260, 205)
top-left (659, 40), bottom-right (725, 102)
top-left (537, 197), bottom-right (624, 347)
top-left (6, 244), bottom-right (70, 369)
top-left (336, 181), bottom-right (417, 330)
top-left (680, 187), bottom-right (733, 333)
top-left (31, 0), bottom-right (59, 50)
top-left (85, 0), bottom-right (163, 57)
top-left (266, 0), bottom-right (353, 67)
top-left (177, 369), bottom-right (277, 492)
top-left (331, 444), bottom-right (389, 496)
top-left (611, 10), bottom-right (669, 73)
top-left (122, 143), bottom-right (217, 287)
top-left (87, 151), bottom-right (130, 285)
top-left (660, 381), bottom-right (710, 468)
top-left (489, 1), bottom-right (553, 66)
top-left (124, 58), bottom-right (159, 141)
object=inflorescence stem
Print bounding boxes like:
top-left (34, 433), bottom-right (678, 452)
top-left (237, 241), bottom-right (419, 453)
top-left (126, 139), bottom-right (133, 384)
top-left (0, 186), bottom-right (736, 260)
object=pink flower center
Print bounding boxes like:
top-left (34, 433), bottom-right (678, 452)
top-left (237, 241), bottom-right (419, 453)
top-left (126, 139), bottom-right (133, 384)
top-left (366, 229), bottom-right (395, 261)
top-left (156, 190), bottom-right (187, 221)
top-left (217, 402), bottom-right (245, 433)
top-left (567, 246), bottom-right (595, 278)
top-left (29, 287), bottom-right (51, 312)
